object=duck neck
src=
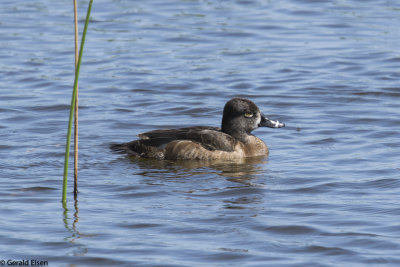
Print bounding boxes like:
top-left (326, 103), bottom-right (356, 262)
top-left (222, 125), bottom-right (250, 143)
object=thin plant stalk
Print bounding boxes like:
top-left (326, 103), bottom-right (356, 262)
top-left (63, 0), bottom-right (93, 203)
top-left (73, 0), bottom-right (79, 199)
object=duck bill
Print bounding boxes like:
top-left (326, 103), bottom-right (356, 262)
top-left (259, 114), bottom-right (285, 128)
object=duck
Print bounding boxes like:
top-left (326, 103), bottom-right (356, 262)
top-left (111, 98), bottom-right (285, 160)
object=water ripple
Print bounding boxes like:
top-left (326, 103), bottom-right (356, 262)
top-left (1, 0), bottom-right (400, 266)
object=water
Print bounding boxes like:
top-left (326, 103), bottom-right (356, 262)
top-left (1, 0), bottom-right (400, 266)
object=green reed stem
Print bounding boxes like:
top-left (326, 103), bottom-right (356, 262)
top-left (63, 0), bottom-right (93, 203)
top-left (73, 0), bottom-right (79, 200)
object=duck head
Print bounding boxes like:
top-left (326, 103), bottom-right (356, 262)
top-left (221, 98), bottom-right (285, 143)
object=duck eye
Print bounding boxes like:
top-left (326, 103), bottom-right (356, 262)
top-left (244, 112), bottom-right (253, 118)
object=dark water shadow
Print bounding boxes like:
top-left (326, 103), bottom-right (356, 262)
top-left (122, 156), bottom-right (270, 212)
top-left (125, 155), bottom-right (268, 185)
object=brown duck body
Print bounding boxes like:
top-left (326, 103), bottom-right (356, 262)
top-left (115, 126), bottom-right (269, 160)
top-left (111, 98), bottom-right (284, 160)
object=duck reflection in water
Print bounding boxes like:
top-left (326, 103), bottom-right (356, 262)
top-left (127, 155), bottom-right (269, 187)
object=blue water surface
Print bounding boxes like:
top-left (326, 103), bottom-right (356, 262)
top-left (0, 0), bottom-right (399, 266)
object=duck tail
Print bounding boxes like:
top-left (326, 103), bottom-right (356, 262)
top-left (110, 143), bottom-right (127, 152)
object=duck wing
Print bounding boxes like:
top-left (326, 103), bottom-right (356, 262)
top-left (138, 126), bottom-right (217, 140)
top-left (110, 126), bottom-right (237, 158)
top-left (139, 126), bottom-right (237, 152)
top-left (185, 128), bottom-right (237, 152)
